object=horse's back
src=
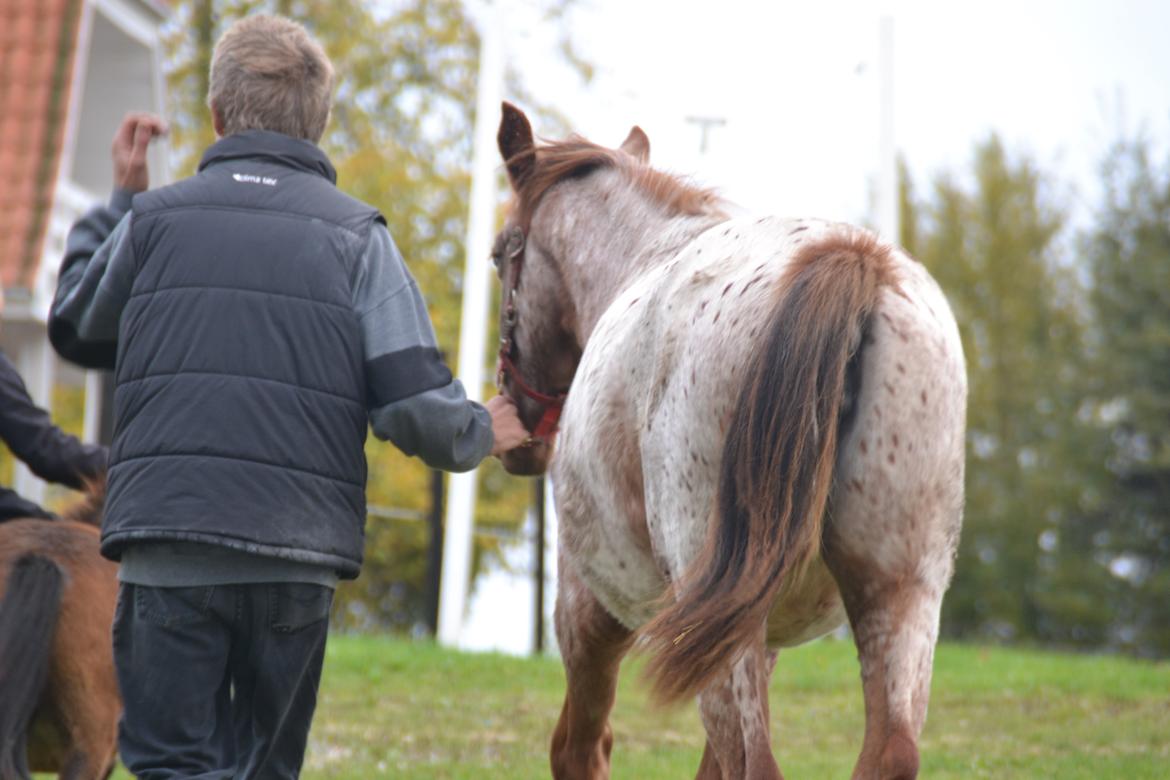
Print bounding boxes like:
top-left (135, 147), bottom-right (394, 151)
top-left (0, 519), bottom-right (103, 594)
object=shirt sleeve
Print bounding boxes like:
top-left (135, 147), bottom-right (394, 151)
top-left (353, 223), bottom-right (494, 472)
top-left (0, 350), bottom-right (107, 488)
top-left (48, 189), bottom-right (138, 370)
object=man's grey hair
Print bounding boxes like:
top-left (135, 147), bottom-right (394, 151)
top-left (208, 15), bottom-right (334, 143)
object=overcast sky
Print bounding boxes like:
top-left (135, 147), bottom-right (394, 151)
top-left (462, 0), bottom-right (1170, 652)
top-left (505, 0), bottom-right (1170, 227)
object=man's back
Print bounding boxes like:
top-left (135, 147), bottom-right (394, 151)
top-left (105, 129), bottom-right (380, 575)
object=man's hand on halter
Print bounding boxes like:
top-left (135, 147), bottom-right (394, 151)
top-left (486, 395), bottom-right (531, 456)
top-left (112, 112), bottom-right (168, 193)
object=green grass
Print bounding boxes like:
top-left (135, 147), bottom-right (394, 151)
top-left (306, 636), bottom-right (1169, 778)
top-left (96, 636), bottom-right (1169, 778)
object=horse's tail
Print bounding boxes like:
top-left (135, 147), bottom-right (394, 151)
top-left (0, 554), bottom-right (65, 778)
top-left (641, 231), bottom-right (896, 704)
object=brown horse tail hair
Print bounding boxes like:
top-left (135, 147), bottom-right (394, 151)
top-left (640, 230), bottom-right (895, 704)
top-left (60, 477), bottom-right (107, 527)
top-left (0, 554), bottom-right (64, 778)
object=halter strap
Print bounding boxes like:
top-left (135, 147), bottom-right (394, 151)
top-left (494, 226), bottom-right (568, 440)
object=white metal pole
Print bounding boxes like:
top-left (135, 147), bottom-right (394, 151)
top-left (83, 370), bottom-right (103, 443)
top-left (438, 1), bottom-right (505, 647)
top-left (876, 15), bottom-right (899, 243)
top-left (543, 477), bottom-right (559, 655)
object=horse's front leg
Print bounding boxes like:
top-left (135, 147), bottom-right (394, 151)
top-left (550, 560), bottom-right (633, 780)
top-left (695, 638), bottom-right (782, 780)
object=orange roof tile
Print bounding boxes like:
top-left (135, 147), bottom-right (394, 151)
top-left (0, 0), bottom-right (84, 290)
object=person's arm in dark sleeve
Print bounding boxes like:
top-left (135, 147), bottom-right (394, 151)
top-left (48, 189), bottom-right (137, 370)
top-left (0, 350), bottom-right (107, 488)
top-left (354, 223), bottom-right (494, 472)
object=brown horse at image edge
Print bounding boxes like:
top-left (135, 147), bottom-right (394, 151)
top-left (0, 486), bottom-right (118, 780)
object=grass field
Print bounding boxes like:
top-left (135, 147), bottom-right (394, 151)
top-left (304, 635), bottom-right (1168, 778)
top-left (95, 635), bottom-right (1168, 778)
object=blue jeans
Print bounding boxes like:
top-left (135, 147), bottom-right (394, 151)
top-left (113, 582), bottom-right (333, 779)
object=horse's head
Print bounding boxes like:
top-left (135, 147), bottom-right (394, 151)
top-left (491, 103), bottom-right (654, 475)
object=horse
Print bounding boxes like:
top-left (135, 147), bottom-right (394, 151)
top-left (0, 486), bottom-right (119, 780)
top-left (491, 102), bottom-right (967, 780)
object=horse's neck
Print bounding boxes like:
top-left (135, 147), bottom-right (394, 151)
top-left (553, 197), bottom-right (726, 345)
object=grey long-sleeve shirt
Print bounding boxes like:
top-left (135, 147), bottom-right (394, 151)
top-left (51, 189), bottom-right (493, 472)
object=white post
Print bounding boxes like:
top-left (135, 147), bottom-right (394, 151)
top-left (876, 15), bottom-right (899, 243)
top-left (83, 370), bottom-right (104, 443)
top-left (542, 478), bottom-right (559, 655)
top-left (437, 1), bottom-right (506, 647)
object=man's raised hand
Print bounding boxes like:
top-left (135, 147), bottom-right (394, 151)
top-left (112, 113), bottom-right (168, 193)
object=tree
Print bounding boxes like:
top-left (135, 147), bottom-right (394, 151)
top-left (900, 137), bottom-right (1101, 645)
top-left (1081, 136), bottom-right (1170, 656)
top-left (162, 0), bottom-right (584, 630)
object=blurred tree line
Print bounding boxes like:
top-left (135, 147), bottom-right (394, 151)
top-left (901, 133), bottom-right (1170, 657)
top-left (157, 0), bottom-right (583, 631)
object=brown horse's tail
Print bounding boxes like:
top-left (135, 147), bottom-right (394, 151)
top-left (640, 231), bottom-right (895, 704)
top-left (0, 554), bottom-right (64, 778)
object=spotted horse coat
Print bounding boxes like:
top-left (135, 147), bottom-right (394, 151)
top-left (492, 103), bottom-right (967, 780)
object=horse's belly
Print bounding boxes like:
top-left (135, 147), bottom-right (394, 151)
top-left (764, 556), bottom-right (847, 648)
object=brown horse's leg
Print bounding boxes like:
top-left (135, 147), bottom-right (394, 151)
top-left (54, 726), bottom-right (118, 780)
top-left (549, 563), bottom-right (633, 780)
top-left (827, 558), bottom-right (944, 780)
top-left (57, 749), bottom-right (111, 780)
top-left (694, 642), bottom-right (781, 780)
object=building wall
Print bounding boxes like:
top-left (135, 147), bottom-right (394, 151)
top-left (2, 0), bottom-right (167, 507)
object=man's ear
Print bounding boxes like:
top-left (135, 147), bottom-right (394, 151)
top-left (210, 103), bottom-right (226, 138)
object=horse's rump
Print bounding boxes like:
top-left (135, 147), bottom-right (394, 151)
top-left (0, 553), bottom-right (65, 779)
top-left (640, 231), bottom-right (897, 704)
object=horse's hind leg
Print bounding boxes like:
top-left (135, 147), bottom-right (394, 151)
top-left (57, 750), bottom-right (113, 780)
top-left (825, 469), bottom-right (961, 779)
top-left (549, 563), bottom-right (633, 780)
top-left (695, 643), bottom-right (781, 780)
top-left (826, 561), bottom-right (946, 780)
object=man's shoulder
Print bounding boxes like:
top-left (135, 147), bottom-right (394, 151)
top-left (131, 168), bottom-right (384, 234)
top-left (328, 186), bottom-right (385, 225)
top-left (129, 171), bottom-right (216, 216)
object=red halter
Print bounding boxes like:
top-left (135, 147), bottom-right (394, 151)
top-left (494, 226), bottom-right (568, 440)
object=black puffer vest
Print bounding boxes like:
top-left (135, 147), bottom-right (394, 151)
top-left (102, 131), bottom-right (383, 578)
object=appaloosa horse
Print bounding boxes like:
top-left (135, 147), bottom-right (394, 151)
top-left (0, 487), bottom-right (119, 780)
top-left (491, 103), bottom-right (966, 780)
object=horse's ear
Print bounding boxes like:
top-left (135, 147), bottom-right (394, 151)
top-left (619, 126), bottom-right (650, 163)
top-left (498, 101), bottom-right (536, 188)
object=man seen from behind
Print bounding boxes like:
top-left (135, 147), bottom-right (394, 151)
top-left (49, 15), bottom-right (528, 779)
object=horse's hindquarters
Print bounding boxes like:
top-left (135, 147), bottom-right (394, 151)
top-left (823, 263), bottom-right (966, 779)
top-left (827, 264), bottom-right (966, 599)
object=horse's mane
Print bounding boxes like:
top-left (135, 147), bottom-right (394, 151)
top-left (508, 136), bottom-right (723, 230)
top-left (59, 479), bottom-right (106, 528)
